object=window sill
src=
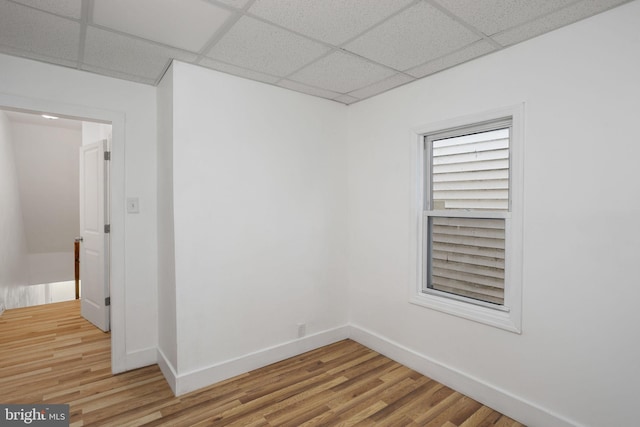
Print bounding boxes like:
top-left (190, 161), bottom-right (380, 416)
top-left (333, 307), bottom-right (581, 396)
top-left (410, 292), bottom-right (521, 334)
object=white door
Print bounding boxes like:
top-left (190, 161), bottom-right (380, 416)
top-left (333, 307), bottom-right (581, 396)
top-left (79, 139), bottom-right (110, 332)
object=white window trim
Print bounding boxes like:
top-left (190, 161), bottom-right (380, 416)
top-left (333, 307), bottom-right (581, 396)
top-left (409, 104), bottom-right (525, 333)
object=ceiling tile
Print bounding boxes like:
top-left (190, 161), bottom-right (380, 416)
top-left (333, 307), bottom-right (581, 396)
top-left (248, 0), bottom-right (413, 45)
top-left (0, 1), bottom-right (79, 62)
top-left (11, 0), bottom-right (82, 19)
top-left (80, 63), bottom-right (157, 85)
top-left (277, 80), bottom-right (341, 100)
top-left (347, 73), bottom-right (415, 100)
top-left (83, 27), bottom-right (197, 81)
top-left (0, 44), bottom-right (78, 68)
top-left (93, 0), bottom-right (232, 52)
top-left (214, 0), bottom-right (251, 9)
top-left (344, 1), bottom-right (481, 71)
top-left (289, 51), bottom-right (396, 94)
top-left (206, 16), bottom-right (331, 77)
top-left (333, 94), bottom-right (360, 105)
top-left (492, 0), bottom-right (634, 46)
top-left (434, 0), bottom-right (576, 36)
top-left (199, 57), bottom-right (281, 84)
top-left (407, 40), bottom-right (497, 78)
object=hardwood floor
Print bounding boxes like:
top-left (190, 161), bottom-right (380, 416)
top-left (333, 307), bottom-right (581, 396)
top-left (0, 300), bottom-right (524, 426)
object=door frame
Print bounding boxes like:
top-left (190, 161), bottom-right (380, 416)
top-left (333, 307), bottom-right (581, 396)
top-left (0, 93), bottom-right (126, 374)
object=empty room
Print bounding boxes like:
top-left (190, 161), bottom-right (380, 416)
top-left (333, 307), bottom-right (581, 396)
top-left (1, 0), bottom-right (639, 426)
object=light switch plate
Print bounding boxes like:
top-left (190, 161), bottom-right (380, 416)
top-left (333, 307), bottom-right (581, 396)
top-left (127, 197), bottom-right (139, 213)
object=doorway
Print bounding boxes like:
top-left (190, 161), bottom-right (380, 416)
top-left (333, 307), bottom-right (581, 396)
top-left (1, 109), bottom-right (85, 308)
top-left (1, 109), bottom-right (112, 333)
top-left (0, 92), bottom-right (126, 373)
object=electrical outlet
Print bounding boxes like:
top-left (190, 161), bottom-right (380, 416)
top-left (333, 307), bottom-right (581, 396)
top-left (297, 323), bottom-right (306, 338)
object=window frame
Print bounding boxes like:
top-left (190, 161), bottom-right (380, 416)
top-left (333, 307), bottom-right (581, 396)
top-left (410, 105), bottom-right (524, 333)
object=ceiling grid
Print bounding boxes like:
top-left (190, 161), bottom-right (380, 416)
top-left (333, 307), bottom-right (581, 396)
top-left (0, 0), bottom-right (633, 104)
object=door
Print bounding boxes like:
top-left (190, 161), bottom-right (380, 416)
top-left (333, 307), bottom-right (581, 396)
top-left (79, 139), bottom-right (110, 332)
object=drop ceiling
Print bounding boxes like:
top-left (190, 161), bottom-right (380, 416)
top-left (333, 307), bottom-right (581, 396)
top-left (0, 0), bottom-right (633, 104)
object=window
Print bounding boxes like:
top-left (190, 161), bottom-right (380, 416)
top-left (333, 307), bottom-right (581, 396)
top-left (411, 106), bottom-right (523, 332)
top-left (426, 121), bottom-right (510, 306)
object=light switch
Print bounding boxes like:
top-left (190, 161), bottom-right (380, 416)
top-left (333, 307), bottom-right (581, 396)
top-left (127, 197), bottom-right (139, 214)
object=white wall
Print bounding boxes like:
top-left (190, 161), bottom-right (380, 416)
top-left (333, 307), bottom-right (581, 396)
top-left (0, 53), bottom-right (158, 372)
top-left (10, 121), bottom-right (80, 286)
top-left (156, 63), bottom-right (178, 372)
top-left (11, 122), bottom-right (81, 255)
top-left (161, 62), bottom-right (350, 393)
top-left (47, 280), bottom-right (75, 303)
top-left (28, 252), bottom-right (74, 285)
top-left (0, 111), bottom-right (30, 309)
top-left (346, 2), bottom-right (640, 427)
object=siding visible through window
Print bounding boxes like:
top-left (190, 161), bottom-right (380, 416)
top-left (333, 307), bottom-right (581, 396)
top-left (432, 128), bottom-right (509, 211)
top-left (425, 124), bottom-right (510, 306)
top-left (430, 217), bottom-right (505, 305)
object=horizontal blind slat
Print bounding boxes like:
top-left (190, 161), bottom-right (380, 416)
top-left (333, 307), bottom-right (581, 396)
top-left (433, 158), bottom-right (509, 174)
top-left (432, 242), bottom-right (505, 259)
top-left (432, 217), bottom-right (505, 229)
top-left (431, 281), bottom-right (504, 305)
top-left (434, 200), bottom-right (508, 210)
top-left (433, 148), bottom-right (509, 166)
top-left (432, 266), bottom-right (504, 288)
top-left (433, 179), bottom-right (509, 191)
top-left (432, 234), bottom-right (504, 250)
top-left (433, 128), bottom-right (509, 147)
top-left (432, 277), bottom-right (505, 296)
top-left (433, 250), bottom-right (505, 269)
top-left (433, 169), bottom-right (509, 183)
top-left (433, 189), bottom-right (509, 201)
top-left (433, 138), bottom-right (509, 156)
top-left (433, 259), bottom-right (504, 280)
top-left (433, 224), bottom-right (505, 239)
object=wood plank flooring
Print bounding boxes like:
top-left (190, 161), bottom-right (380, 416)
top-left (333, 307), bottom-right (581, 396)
top-left (0, 300), bottom-right (525, 426)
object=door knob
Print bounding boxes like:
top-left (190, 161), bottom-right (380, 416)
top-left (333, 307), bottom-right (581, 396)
top-left (75, 236), bottom-right (83, 242)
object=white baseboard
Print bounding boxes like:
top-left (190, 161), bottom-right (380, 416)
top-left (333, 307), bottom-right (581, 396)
top-left (172, 325), bottom-right (350, 396)
top-left (348, 324), bottom-right (580, 427)
top-left (157, 348), bottom-right (178, 395)
top-left (154, 323), bottom-right (579, 427)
